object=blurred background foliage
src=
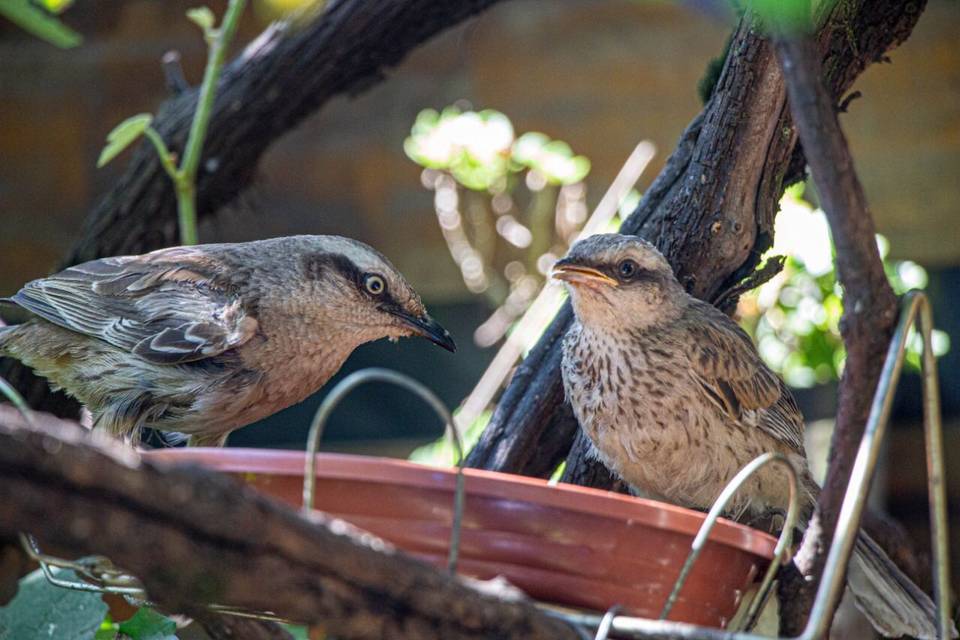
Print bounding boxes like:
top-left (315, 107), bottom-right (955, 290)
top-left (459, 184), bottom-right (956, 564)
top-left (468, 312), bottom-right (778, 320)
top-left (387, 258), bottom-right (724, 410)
top-left (405, 105), bottom-right (592, 347)
top-left (737, 184), bottom-right (950, 388)
top-left (0, 0), bottom-right (79, 48)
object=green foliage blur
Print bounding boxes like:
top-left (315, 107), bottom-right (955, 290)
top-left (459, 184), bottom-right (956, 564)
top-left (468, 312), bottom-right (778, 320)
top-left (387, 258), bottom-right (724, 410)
top-left (405, 106), bottom-right (590, 193)
top-left (0, 0), bottom-right (80, 48)
top-left (405, 104), bottom-right (593, 347)
top-left (96, 607), bottom-right (178, 640)
top-left (737, 184), bottom-right (949, 388)
top-left (409, 410), bottom-right (489, 468)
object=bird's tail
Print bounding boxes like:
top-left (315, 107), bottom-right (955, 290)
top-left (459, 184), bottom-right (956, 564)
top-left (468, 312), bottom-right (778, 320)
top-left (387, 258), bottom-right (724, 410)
top-left (847, 530), bottom-right (954, 639)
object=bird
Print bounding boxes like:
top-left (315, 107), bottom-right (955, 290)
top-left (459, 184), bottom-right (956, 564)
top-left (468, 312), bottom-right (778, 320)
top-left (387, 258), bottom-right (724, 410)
top-left (554, 233), bottom-right (947, 639)
top-left (0, 235), bottom-right (456, 447)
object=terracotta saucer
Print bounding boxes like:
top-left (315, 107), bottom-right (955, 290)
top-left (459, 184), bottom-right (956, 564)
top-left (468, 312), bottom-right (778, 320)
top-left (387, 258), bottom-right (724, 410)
top-left (145, 448), bottom-right (776, 628)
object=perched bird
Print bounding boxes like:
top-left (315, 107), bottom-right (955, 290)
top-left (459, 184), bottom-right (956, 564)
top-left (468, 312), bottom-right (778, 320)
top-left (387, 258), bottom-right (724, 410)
top-left (0, 235), bottom-right (455, 447)
top-left (555, 233), bottom-right (946, 639)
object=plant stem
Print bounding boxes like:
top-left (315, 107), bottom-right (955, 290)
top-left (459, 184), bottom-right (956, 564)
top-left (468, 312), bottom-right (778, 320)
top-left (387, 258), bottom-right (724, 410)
top-left (176, 181), bottom-right (199, 245)
top-left (176, 0), bottom-right (247, 245)
top-left (144, 127), bottom-right (178, 181)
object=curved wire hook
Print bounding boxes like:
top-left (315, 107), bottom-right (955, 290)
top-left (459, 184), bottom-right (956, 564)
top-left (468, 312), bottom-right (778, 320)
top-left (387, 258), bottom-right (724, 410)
top-left (301, 367), bottom-right (466, 573)
top-left (594, 605), bottom-right (623, 640)
top-left (659, 452), bottom-right (801, 629)
top-left (0, 373), bottom-right (34, 425)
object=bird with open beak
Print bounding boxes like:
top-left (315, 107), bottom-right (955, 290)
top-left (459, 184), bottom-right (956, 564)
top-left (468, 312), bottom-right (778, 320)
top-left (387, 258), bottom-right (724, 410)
top-left (0, 235), bottom-right (455, 447)
top-left (554, 233), bottom-right (948, 639)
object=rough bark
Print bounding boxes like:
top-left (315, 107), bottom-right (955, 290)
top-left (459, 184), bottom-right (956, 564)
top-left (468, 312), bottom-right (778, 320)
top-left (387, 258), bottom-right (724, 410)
top-left (0, 0), bottom-right (504, 416)
top-left (466, 0), bottom-right (929, 491)
top-left (0, 415), bottom-right (577, 640)
top-left (194, 613), bottom-right (294, 640)
top-left (772, 24), bottom-right (900, 635)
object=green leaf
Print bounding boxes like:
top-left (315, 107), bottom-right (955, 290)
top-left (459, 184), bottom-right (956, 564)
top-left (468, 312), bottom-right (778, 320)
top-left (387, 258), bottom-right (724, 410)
top-left (97, 113), bottom-right (153, 168)
top-left (0, 0), bottom-right (81, 48)
top-left (511, 132), bottom-right (549, 166)
top-left (747, 0), bottom-right (812, 32)
top-left (281, 625), bottom-right (310, 640)
top-left (0, 569), bottom-right (108, 640)
top-left (186, 6), bottom-right (215, 32)
top-left (118, 607), bottom-right (178, 640)
top-left (39, 0), bottom-right (72, 14)
top-left (94, 615), bottom-right (119, 640)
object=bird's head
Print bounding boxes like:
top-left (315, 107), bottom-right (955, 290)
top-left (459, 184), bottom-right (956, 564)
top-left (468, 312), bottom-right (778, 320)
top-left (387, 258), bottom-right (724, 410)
top-left (294, 236), bottom-right (456, 352)
top-left (552, 233), bottom-right (685, 330)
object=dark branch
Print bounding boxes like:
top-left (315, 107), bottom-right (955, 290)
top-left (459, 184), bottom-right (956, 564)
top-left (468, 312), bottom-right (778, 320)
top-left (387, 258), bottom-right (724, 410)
top-left (0, 415), bottom-right (578, 640)
top-left (194, 613), bottom-right (294, 640)
top-left (161, 51), bottom-right (190, 96)
top-left (68, 0), bottom-right (503, 267)
top-left (772, 18), bottom-right (900, 634)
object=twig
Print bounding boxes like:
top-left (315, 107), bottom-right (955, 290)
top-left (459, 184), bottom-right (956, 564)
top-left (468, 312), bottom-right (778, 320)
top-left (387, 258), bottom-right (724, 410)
top-left (161, 51), bottom-right (190, 96)
top-left (771, 10), bottom-right (899, 634)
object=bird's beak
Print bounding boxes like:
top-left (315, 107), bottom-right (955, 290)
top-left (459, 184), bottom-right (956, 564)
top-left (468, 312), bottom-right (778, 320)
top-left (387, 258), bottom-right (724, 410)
top-left (551, 259), bottom-right (618, 287)
top-left (390, 310), bottom-right (457, 352)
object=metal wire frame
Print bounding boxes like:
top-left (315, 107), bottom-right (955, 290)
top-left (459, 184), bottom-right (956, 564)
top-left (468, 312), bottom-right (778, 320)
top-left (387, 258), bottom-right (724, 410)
top-left (657, 453), bottom-right (801, 631)
top-left (542, 290), bottom-right (952, 639)
top-left (0, 375), bottom-right (33, 422)
top-left (19, 533), bottom-right (145, 596)
top-left (301, 367), bottom-right (467, 574)
top-left (16, 292), bottom-right (951, 639)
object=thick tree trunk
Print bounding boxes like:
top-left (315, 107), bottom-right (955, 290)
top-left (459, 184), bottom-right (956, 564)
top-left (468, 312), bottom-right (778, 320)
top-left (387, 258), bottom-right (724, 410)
top-left (466, 0), bottom-right (928, 491)
top-left (0, 0), bottom-right (504, 416)
top-left (0, 415), bottom-right (577, 640)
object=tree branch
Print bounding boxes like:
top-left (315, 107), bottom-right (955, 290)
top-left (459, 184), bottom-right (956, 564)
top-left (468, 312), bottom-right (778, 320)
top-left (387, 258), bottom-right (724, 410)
top-left (0, 0), bottom-right (504, 415)
top-left (194, 613), bottom-right (294, 640)
top-left (772, 19), bottom-right (900, 635)
top-left (0, 416), bottom-right (577, 640)
top-left (466, 0), bottom-right (928, 492)
top-left (71, 0), bottom-right (502, 265)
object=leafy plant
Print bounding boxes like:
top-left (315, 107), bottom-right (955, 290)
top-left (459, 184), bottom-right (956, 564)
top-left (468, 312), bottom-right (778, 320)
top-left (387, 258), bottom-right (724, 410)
top-left (737, 184), bottom-right (949, 387)
top-left (96, 1), bottom-right (248, 246)
top-left (405, 105), bottom-right (591, 346)
top-left (0, 569), bottom-right (107, 640)
top-left (95, 607), bottom-right (178, 640)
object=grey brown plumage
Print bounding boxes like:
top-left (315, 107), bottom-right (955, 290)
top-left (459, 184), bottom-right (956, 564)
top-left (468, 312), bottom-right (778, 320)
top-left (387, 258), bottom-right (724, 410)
top-left (556, 233), bottom-right (949, 639)
top-left (0, 235), bottom-right (455, 447)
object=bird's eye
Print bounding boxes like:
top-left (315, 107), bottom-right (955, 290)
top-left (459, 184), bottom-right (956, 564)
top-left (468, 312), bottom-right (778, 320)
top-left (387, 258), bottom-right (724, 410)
top-left (363, 274), bottom-right (386, 295)
top-left (618, 259), bottom-right (639, 279)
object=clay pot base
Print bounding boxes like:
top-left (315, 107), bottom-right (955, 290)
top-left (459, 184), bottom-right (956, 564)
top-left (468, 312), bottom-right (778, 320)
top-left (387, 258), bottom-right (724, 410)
top-left (144, 448), bottom-right (776, 628)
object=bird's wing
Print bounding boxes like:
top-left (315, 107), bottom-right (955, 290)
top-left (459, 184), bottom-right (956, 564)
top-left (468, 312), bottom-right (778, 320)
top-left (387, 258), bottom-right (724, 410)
top-left (684, 300), bottom-right (806, 454)
top-left (9, 247), bottom-right (259, 364)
